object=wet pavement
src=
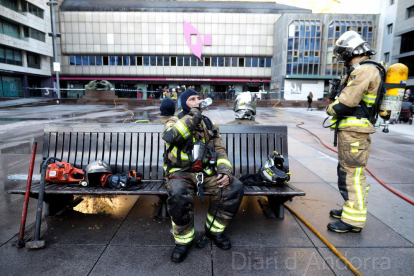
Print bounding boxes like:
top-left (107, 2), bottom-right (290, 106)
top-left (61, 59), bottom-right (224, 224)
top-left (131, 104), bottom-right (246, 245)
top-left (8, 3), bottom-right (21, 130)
top-left (0, 103), bottom-right (413, 275)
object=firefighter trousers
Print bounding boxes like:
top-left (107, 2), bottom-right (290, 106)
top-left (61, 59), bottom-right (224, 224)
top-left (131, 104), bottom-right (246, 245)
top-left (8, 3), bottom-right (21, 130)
top-left (165, 171), bottom-right (244, 245)
top-left (337, 130), bottom-right (371, 228)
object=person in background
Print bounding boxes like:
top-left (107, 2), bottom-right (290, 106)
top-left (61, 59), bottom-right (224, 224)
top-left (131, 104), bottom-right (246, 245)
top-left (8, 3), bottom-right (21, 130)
top-left (307, 92), bottom-right (313, 111)
top-left (177, 86), bottom-right (183, 110)
top-left (171, 88), bottom-right (178, 102)
top-left (153, 98), bottom-right (176, 124)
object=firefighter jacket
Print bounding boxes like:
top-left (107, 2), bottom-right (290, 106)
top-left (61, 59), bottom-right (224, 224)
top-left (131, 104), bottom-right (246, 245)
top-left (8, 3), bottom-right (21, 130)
top-left (162, 108), bottom-right (233, 180)
top-left (326, 56), bottom-right (381, 134)
top-left (171, 91), bottom-right (178, 101)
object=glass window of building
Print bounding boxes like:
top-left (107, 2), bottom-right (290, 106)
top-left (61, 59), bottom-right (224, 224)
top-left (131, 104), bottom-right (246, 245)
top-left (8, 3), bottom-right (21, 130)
top-left (400, 30), bottom-right (414, 53)
top-left (399, 56), bottom-right (414, 77)
top-left (190, 56), bottom-right (197, 66)
top-left (198, 58), bottom-right (203, 66)
top-left (177, 56), bottom-right (183, 66)
top-left (69, 56), bottom-right (75, 65)
top-left (265, 58), bottom-right (271, 67)
top-left (1, 0), bottom-right (19, 12)
top-left (24, 27), bottom-right (46, 42)
top-left (238, 58), bottom-right (244, 67)
top-left (89, 56), bottom-right (96, 65)
top-left (28, 2), bottom-right (44, 18)
top-left (252, 57), bottom-right (258, 67)
top-left (123, 56), bottom-right (130, 66)
top-left (1, 19), bottom-right (20, 39)
top-left (218, 57), bottom-right (224, 67)
top-left (157, 56), bottom-right (163, 66)
top-left (27, 52), bottom-right (40, 69)
top-left (109, 56), bottom-right (117, 66)
top-left (259, 58), bottom-right (265, 67)
top-left (137, 56), bottom-right (142, 66)
top-left (408, 6), bottom-right (414, 19)
top-left (390, 0), bottom-right (396, 5)
top-left (164, 56), bottom-right (169, 66)
top-left (205, 57), bottom-right (211, 66)
top-left (82, 56), bottom-right (88, 66)
top-left (245, 57), bottom-right (251, 67)
top-left (184, 56), bottom-right (190, 66)
top-left (224, 57), bottom-right (230, 67)
top-left (387, 24), bottom-right (393, 34)
top-left (96, 56), bottom-right (102, 66)
top-left (76, 56), bottom-right (82, 65)
top-left (130, 56), bottom-right (136, 66)
top-left (170, 56), bottom-right (176, 66)
top-left (231, 57), bottom-right (237, 67)
top-left (211, 57), bottom-right (217, 67)
top-left (384, 52), bottom-right (390, 63)
top-left (325, 20), bottom-right (375, 76)
top-left (117, 56), bottom-right (123, 65)
top-left (286, 20), bottom-right (322, 76)
top-left (150, 56), bottom-right (156, 66)
top-left (0, 45), bottom-right (22, 66)
top-left (143, 56), bottom-right (149, 66)
top-left (103, 56), bottom-right (109, 65)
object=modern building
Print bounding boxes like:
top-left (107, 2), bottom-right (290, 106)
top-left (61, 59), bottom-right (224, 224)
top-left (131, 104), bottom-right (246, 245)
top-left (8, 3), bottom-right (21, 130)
top-left (0, 0), bottom-right (53, 97)
top-left (391, 0), bottom-right (414, 89)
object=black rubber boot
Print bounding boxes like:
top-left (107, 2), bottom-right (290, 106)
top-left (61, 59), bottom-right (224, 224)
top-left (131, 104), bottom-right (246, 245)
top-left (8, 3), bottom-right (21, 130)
top-left (329, 209), bottom-right (342, 219)
top-left (205, 228), bottom-right (231, 250)
top-left (327, 220), bottom-right (362, 233)
top-left (171, 243), bottom-right (192, 263)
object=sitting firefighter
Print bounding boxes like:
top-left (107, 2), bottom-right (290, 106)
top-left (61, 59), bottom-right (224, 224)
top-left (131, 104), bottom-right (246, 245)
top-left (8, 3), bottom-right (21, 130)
top-left (162, 89), bottom-right (244, 263)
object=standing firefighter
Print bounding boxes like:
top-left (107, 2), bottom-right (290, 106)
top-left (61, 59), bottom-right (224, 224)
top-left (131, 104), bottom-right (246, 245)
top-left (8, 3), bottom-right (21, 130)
top-left (326, 31), bottom-right (384, 233)
top-left (162, 89), bottom-right (244, 263)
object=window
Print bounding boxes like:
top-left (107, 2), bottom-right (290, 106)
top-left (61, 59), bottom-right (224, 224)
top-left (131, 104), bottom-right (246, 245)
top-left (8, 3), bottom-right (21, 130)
top-left (190, 56), bottom-right (197, 66)
top-left (24, 27), bottom-right (46, 42)
top-left (1, 0), bottom-right (19, 12)
top-left (82, 56), bottom-right (88, 66)
top-left (245, 57), bottom-right (251, 67)
top-left (205, 57), bottom-right (211, 66)
top-left (0, 45), bottom-right (22, 66)
top-left (89, 56), bottom-right (96, 66)
top-left (1, 19), bottom-right (20, 39)
top-left (177, 56), bottom-right (183, 66)
top-left (407, 5), bottom-right (414, 19)
top-left (184, 56), bottom-right (190, 66)
top-left (170, 57), bottom-right (176, 66)
top-left (259, 58), bottom-right (265, 67)
top-left (224, 57), bottom-right (230, 67)
top-left (69, 56), bottom-right (75, 65)
top-left (211, 57), bottom-right (217, 67)
top-left (103, 56), bottom-right (109, 65)
top-left (238, 58), bottom-right (244, 67)
top-left (387, 24), bottom-right (393, 34)
top-left (130, 56), bottom-right (136, 66)
top-left (384, 52), bottom-right (390, 63)
top-left (123, 56), bottom-right (130, 66)
top-left (198, 57), bottom-right (203, 66)
top-left (76, 56), bottom-right (82, 66)
top-left (137, 56), bottom-right (143, 66)
top-left (144, 56), bottom-right (150, 66)
top-left (265, 58), bottom-right (271, 67)
top-left (28, 2), bottom-right (44, 19)
top-left (252, 58), bottom-right (258, 67)
top-left (109, 56), bottom-right (117, 66)
top-left (218, 57), bottom-right (224, 67)
top-left (164, 56), bottom-right (169, 66)
top-left (390, 0), bottom-right (396, 5)
top-left (96, 56), bottom-right (103, 66)
top-left (231, 57), bottom-right (237, 67)
top-left (157, 56), bottom-right (163, 66)
top-left (400, 30), bottom-right (414, 53)
top-left (27, 52), bottom-right (40, 69)
top-left (399, 56), bottom-right (414, 77)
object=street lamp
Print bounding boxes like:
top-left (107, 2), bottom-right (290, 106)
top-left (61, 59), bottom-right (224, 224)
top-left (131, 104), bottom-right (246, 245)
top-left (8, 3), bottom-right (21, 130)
top-left (47, 0), bottom-right (61, 99)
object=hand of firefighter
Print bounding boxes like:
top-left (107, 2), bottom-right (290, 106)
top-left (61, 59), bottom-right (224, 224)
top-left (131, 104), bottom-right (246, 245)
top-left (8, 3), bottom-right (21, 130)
top-left (217, 173), bottom-right (230, 188)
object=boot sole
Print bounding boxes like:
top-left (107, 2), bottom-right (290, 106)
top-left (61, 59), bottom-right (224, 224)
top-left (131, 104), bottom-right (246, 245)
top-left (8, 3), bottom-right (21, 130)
top-left (328, 227), bottom-right (362, 233)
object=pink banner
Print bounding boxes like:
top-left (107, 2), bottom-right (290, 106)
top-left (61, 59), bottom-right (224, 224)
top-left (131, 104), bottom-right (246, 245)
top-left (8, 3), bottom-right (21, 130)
top-left (57, 77), bottom-right (270, 83)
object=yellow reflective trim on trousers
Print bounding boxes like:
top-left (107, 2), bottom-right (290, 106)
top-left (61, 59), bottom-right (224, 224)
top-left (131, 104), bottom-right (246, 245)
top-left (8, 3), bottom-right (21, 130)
top-left (205, 222), bottom-right (225, 233)
top-left (173, 228), bottom-right (195, 239)
top-left (354, 167), bottom-right (364, 210)
top-left (171, 146), bottom-right (189, 161)
top-left (350, 142), bottom-right (360, 147)
top-left (204, 167), bottom-right (214, 175)
top-left (173, 120), bottom-right (191, 139)
top-left (342, 212), bottom-right (367, 222)
top-left (343, 206), bottom-right (367, 215)
top-left (217, 158), bottom-right (232, 168)
top-left (163, 165), bottom-right (182, 173)
top-left (206, 213), bottom-right (226, 230)
top-left (351, 149), bottom-right (359, 153)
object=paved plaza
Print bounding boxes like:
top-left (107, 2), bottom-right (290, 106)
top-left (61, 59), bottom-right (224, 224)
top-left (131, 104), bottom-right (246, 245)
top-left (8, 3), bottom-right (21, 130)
top-left (0, 102), bottom-right (413, 275)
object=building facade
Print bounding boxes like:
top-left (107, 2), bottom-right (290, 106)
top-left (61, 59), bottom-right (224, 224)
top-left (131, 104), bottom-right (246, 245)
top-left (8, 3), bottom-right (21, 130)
top-left (0, 0), bottom-right (53, 97)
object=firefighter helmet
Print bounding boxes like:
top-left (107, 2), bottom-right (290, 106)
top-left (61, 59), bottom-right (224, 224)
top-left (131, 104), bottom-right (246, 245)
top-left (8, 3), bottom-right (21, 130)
top-left (234, 92), bottom-right (258, 120)
top-left (333, 31), bottom-right (376, 63)
top-left (84, 160), bottom-right (112, 186)
top-left (259, 153), bottom-right (289, 184)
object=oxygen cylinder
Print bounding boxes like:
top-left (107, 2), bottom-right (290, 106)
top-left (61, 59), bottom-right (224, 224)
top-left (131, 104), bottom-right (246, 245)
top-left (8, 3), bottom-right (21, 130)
top-left (379, 63), bottom-right (409, 132)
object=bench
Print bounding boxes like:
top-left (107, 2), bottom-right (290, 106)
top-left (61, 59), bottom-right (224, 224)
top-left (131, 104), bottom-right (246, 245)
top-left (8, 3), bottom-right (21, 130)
top-left (8, 123), bottom-right (305, 219)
